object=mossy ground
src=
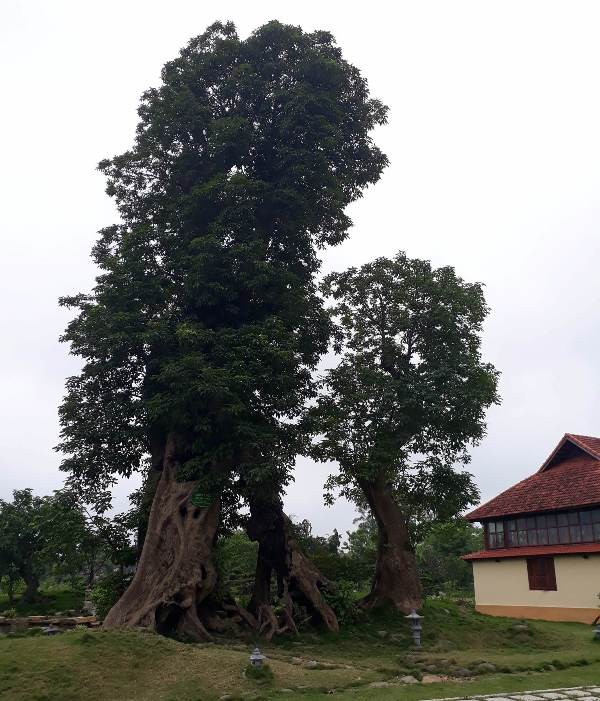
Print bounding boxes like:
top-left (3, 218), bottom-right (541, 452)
top-left (1, 598), bottom-right (599, 701)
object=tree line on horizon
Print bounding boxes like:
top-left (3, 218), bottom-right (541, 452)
top-left (0, 489), bottom-right (481, 622)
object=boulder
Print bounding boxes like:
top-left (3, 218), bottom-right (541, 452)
top-left (400, 675), bottom-right (419, 684)
top-left (421, 675), bottom-right (444, 684)
top-left (452, 668), bottom-right (472, 678)
top-left (476, 662), bottom-right (497, 673)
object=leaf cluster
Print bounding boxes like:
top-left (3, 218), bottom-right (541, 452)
top-left (310, 251), bottom-right (500, 518)
top-left (57, 20), bottom-right (388, 509)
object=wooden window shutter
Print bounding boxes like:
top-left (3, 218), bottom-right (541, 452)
top-left (544, 556), bottom-right (557, 590)
top-left (526, 558), bottom-right (536, 589)
top-left (526, 557), bottom-right (556, 590)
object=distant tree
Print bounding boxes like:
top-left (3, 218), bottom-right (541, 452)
top-left (58, 20), bottom-right (387, 639)
top-left (0, 563), bottom-right (19, 607)
top-left (290, 519), bottom-right (341, 555)
top-left (344, 508), bottom-right (377, 564)
top-left (0, 490), bottom-right (86, 603)
top-left (310, 252), bottom-right (499, 612)
top-left (416, 519), bottom-right (483, 594)
top-left (80, 512), bottom-right (137, 586)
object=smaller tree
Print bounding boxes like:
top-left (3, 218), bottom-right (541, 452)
top-left (344, 508), bottom-right (377, 570)
top-left (310, 252), bottom-right (499, 612)
top-left (416, 519), bottom-right (483, 595)
top-left (80, 512), bottom-right (137, 586)
top-left (0, 490), bottom-right (87, 603)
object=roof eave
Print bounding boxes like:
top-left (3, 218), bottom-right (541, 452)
top-left (538, 433), bottom-right (600, 472)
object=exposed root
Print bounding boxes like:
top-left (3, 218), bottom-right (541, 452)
top-left (246, 497), bottom-right (339, 638)
top-left (288, 542), bottom-right (339, 632)
top-left (103, 433), bottom-right (221, 640)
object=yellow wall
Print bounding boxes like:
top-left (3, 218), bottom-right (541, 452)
top-left (472, 555), bottom-right (600, 622)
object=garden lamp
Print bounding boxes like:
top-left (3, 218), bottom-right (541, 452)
top-left (250, 647), bottom-right (266, 667)
top-left (404, 609), bottom-right (423, 647)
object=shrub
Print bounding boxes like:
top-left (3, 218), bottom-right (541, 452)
top-left (245, 663), bottom-right (274, 683)
top-left (322, 580), bottom-right (363, 626)
top-left (91, 571), bottom-right (132, 619)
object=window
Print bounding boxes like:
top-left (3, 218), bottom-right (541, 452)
top-left (487, 520), bottom-right (505, 548)
top-left (486, 508), bottom-right (600, 549)
top-left (527, 557), bottom-right (557, 591)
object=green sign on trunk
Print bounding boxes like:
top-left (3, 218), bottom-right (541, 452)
top-left (189, 486), bottom-right (213, 509)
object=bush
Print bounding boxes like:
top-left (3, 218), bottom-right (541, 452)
top-left (1, 608), bottom-right (17, 618)
top-left (322, 580), bottom-right (363, 626)
top-left (91, 571), bottom-right (132, 619)
top-left (244, 663), bottom-right (274, 683)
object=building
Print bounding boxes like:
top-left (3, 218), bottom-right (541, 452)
top-left (463, 433), bottom-right (600, 623)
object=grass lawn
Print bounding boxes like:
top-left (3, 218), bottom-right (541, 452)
top-left (1, 599), bottom-right (599, 701)
top-left (0, 586), bottom-right (84, 617)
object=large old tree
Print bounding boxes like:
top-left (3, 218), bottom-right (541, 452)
top-left (310, 252), bottom-right (499, 612)
top-left (58, 21), bottom-right (387, 639)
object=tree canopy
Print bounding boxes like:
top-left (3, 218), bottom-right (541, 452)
top-left (0, 490), bottom-right (87, 603)
top-left (57, 20), bottom-right (388, 512)
top-left (312, 251), bottom-right (499, 511)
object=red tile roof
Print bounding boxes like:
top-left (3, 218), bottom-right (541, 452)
top-left (538, 433), bottom-right (600, 471)
top-left (466, 433), bottom-right (600, 521)
top-left (463, 542), bottom-right (600, 560)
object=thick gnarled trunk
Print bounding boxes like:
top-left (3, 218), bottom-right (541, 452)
top-left (359, 477), bottom-right (421, 612)
top-left (103, 434), bottom-right (220, 640)
top-left (247, 497), bottom-right (339, 639)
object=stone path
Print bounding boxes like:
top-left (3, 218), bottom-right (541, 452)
top-left (426, 688), bottom-right (600, 701)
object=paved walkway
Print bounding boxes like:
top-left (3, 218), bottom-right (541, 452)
top-left (428, 688), bottom-right (600, 701)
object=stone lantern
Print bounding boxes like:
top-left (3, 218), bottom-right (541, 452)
top-left (249, 647), bottom-right (266, 668)
top-left (404, 609), bottom-right (423, 647)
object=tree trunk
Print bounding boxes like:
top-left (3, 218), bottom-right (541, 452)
top-left (7, 576), bottom-right (15, 606)
top-left (103, 433), bottom-right (220, 640)
top-left (246, 496), bottom-right (339, 639)
top-left (136, 467), bottom-right (161, 559)
top-left (358, 476), bottom-right (421, 612)
top-left (87, 559), bottom-right (95, 588)
top-left (20, 571), bottom-right (40, 604)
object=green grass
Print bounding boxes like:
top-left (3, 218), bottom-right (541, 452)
top-left (297, 663), bottom-right (600, 701)
top-left (0, 598), bottom-right (599, 700)
top-left (0, 586), bottom-right (84, 617)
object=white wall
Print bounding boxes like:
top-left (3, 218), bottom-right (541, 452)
top-left (473, 555), bottom-right (600, 609)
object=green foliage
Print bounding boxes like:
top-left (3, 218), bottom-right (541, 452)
top-left (91, 571), bottom-right (133, 620)
top-left (0, 485), bottom-right (136, 609)
top-left (310, 251), bottom-right (500, 536)
top-left (214, 530), bottom-right (258, 601)
top-left (244, 663), bottom-right (274, 683)
top-left (57, 20), bottom-right (388, 511)
top-left (322, 579), bottom-right (363, 626)
top-left (80, 511), bottom-right (137, 585)
top-left (290, 516), bottom-right (374, 589)
top-left (0, 489), bottom-right (89, 602)
top-left (416, 519), bottom-right (483, 595)
top-left (1, 608), bottom-right (16, 618)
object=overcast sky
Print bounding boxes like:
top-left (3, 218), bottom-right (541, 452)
top-left (2, 1), bottom-right (600, 538)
